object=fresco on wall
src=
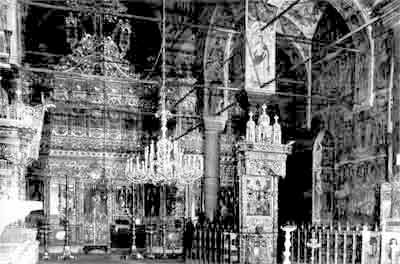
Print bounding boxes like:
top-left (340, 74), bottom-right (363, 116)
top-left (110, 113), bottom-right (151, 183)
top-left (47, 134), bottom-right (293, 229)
top-left (313, 104), bottom-right (388, 223)
top-left (311, 4), bottom-right (356, 105)
top-left (204, 5), bottom-right (237, 85)
top-left (312, 130), bottom-right (335, 224)
top-left (284, 1), bottom-right (322, 38)
top-left (318, 106), bottom-right (387, 163)
top-left (335, 158), bottom-right (385, 223)
top-left (374, 31), bottom-right (392, 92)
top-left (354, 33), bottom-right (372, 107)
top-left (393, 44), bottom-right (400, 180)
top-left (245, 3), bottom-right (276, 92)
top-left (305, 0), bottom-right (391, 224)
top-left (246, 18), bottom-right (276, 92)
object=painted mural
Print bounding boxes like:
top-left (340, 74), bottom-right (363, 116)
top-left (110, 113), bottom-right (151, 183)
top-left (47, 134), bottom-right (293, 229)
top-left (245, 3), bottom-right (276, 92)
top-left (303, 0), bottom-right (394, 225)
top-left (246, 19), bottom-right (276, 92)
top-left (311, 101), bottom-right (388, 223)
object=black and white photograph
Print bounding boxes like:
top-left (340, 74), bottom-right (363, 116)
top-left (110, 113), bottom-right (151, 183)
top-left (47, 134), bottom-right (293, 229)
top-left (0, 0), bottom-right (398, 263)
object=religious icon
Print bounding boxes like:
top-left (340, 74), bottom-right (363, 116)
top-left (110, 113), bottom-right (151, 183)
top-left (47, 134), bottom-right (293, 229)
top-left (253, 32), bottom-right (270, 72)
top-left (247, 178), bottom-right (271, 216)
top-left (246, 19), bottom-right (275, 90)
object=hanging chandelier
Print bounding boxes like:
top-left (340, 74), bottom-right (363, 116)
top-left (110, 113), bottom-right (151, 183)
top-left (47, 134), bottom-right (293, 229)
top-left (126, 109), bottom-right (203, 185)
top-left (125, 0), bottom-right (203, 186)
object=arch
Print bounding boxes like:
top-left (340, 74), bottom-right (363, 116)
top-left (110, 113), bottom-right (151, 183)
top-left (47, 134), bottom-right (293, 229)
top-left (312, 129), bottom-right (335, 224)
top-left (203, 5), bottom-right (240, 85)
top-left (276, 0), bottom-right (371, 28)
top-left (276, 16), bottom-right (308, 62)
top-left (203, 4), bottom-right (240, 114)
top-left (279, 0), bottom-right (374, 107)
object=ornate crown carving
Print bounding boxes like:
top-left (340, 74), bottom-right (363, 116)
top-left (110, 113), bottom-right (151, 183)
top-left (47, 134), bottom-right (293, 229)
top-left (56, 0), bottom-right (137, 78)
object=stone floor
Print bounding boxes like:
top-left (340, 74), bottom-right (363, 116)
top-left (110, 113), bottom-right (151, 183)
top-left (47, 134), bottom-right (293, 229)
top-left (39, 255), bottom-right (185, 264)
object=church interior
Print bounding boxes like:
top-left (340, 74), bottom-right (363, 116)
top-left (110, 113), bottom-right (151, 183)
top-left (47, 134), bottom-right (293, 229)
top-left (0, 0), bottom-right (399, 263)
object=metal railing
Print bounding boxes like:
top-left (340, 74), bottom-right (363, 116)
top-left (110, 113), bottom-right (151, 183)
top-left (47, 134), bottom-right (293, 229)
top-left (286, 223), bottom-right (381, 264)
top-left (184, 222), bottom-right (239, 264)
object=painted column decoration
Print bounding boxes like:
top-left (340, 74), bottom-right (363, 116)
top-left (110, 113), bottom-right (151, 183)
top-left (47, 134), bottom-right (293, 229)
top-left (237, 105), bottom-right (291, 264)
top-left (245, 0), bottom-right (276, 93)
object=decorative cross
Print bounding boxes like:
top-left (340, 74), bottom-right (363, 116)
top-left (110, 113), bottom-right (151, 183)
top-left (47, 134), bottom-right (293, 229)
top-left (249, 111), bottom-right (254, 121)
top-left (261, 104), bottom-right (267, 115)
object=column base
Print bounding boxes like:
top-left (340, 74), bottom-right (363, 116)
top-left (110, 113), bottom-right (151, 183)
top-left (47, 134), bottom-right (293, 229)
top-left (58, 246), bottom-right (75, 260)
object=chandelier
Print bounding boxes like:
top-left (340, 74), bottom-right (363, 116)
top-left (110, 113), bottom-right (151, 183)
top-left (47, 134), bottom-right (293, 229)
top-left (126, 109), bottom-right (203, 185)
top-left (125, 0), bottom-right (203, 186)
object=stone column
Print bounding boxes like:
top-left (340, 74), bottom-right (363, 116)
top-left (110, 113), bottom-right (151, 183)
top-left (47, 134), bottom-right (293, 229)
top-left (203, 116), bottom-right (225, 221)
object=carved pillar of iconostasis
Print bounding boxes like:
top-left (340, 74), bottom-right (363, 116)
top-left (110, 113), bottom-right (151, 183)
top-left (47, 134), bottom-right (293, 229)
top-left (236, 107), bottom-right (291, 264)
top-left (203, 116), bottom-right (226, 221)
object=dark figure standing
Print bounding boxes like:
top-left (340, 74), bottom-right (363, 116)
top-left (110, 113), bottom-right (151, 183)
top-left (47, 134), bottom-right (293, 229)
top-left (183, 220), bottom-right (194, 260)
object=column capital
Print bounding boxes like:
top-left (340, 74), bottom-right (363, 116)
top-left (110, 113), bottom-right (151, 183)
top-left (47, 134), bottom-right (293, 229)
top-left (246, 90), bottom-right (270, 109)
top-left (203, 115), bottom-right (226, 133)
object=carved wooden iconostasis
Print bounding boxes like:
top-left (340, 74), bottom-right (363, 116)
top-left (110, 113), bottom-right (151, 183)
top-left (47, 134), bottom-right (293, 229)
top-left (42, 158), bottom-right (203, 250)
top-left (83, 181), bottom-right (109, 248)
